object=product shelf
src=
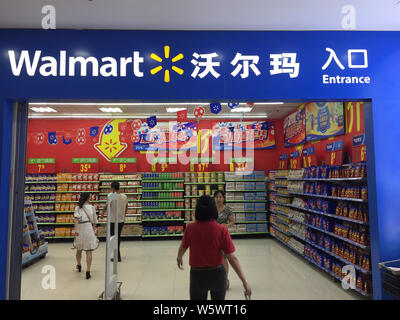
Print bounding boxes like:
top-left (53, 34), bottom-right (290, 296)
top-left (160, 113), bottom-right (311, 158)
top-left (225, 190), bottom-right (267, 192)
top-left (235, 221), bottom-right (268, 224)
top-left (139, 199), bottom-right (184, 202)
top-left (269, 210), bottom-right (289, 217)
top-left (142, 219), bottom-right (184, 222)
top-left (288, 191), bottom-right (367, 203)
top-left (184, 182), bottom-right (226, 185)
top-left (36, 211), bottom-right (75, 214)
top-left (142, 189), bottom-right (184, 192)
top-left (232, 210), bottom-right (268, 213)
top-left (225, 179), bottom-right (265, 182)
top-left (26, 191), bottom-right (100, 194)
top-left (142, 234), bottom-right (183, 238)
top-left (269, 222), bottom-right (290, 236)
top-left (275, 193), bottom-right (292, 198)
top-left (99, 186), bottom-right (141, 189)
top-left (277, 203), bottom-right (369, 226)
top-left (99, 179), bottom-right (142, 182)
top-left (270, 215), bottom-right (290, 227)
top-left (22, 243), bottom-right (48, 267)
top-left (38, 223), bottom-right (74, 226)
top-left (287, 177), bottom-right (367, 182)
top-left (226, 200), bottom-right (266, 203)
top-left (230, 232), bottom-right (269, 235)
top-left (142, 180), bottom-right (184, 183)
top-left (141, 208), bottom-right (185, 212)
top-left (26, 181), bottom-right (99, 184)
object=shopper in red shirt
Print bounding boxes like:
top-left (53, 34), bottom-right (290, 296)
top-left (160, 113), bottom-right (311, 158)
top-left (177, 195), bottom-right (252, 300)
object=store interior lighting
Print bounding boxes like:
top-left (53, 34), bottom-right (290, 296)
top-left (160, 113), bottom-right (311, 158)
top-left (230, 107), bottom-right (253, 113)
top-left (99, 107), bottom-right (123, 113)
top-left (29, 107), bottom-right (57, 113)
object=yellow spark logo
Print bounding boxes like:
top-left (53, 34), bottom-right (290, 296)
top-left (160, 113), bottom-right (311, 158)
top-left (150, 46), bottom-right (184, 83)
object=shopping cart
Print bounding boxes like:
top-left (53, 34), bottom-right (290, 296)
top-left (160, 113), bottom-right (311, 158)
top-left (98, 192), bottom-right (122, 300)
top-left (378, 259), bottom-right (400, 299)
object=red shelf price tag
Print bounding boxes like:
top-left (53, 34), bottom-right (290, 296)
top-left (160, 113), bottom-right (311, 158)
top-left (290, 151), bottom-right (301, 170)
top-left (278, 154), bottom-right (288, 170)
top-left (111, 158), bottom-right (137, 173)
top-left (326, 141), bottom-right (344, 166)
top-left (27, 158), bottom-right (56, 174)
top-left (72, 158), bottom-right (98, 173)
top-left (302, 147), bottom-right (317, 168)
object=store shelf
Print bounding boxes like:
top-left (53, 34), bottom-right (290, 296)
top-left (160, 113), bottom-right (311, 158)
top-left (232, 210), bottom-right (268, 213)
top-left (225, 179), bottom-right (265, 182)
top-left (99, 192), bottom-right (141, 195)
top-left (302, 237), bottom-right (371, 274)
top-left (184, 195), bottom-right (202, 198)
top-left (139, 199), bottom-right (184, 202)
top-left (99, 186), bottom-right (141, 189)
top-left (142, 219), bottom-right (184, 222)
top-left (25, 211), bottom-right (34, 218)
top-left (288, 191), bottom-right (367, 203)
top-left (269, 210), bottom-right (289, 217)
top-left (142, 189), bottom-right (184, 192)
top-left (303, 255), bottom-right (371, 297)
top-left (235, 220), bottom-right (268, 224)
top-left (275, 193), bottom-right (292, 198)
top-left (26, 181), bottom-right (99, 184)
top-left (287, 177), bottom-right (366, 182)
top-left (32, 201), bottom-right (102, 203)
top-left (142, 234), bottom-right (183, 238)
top-left (230, 232), bottom-right (269, 235)
top-left (142, 179), bottom-right (184, 183)
top-left (25, 191), bottom-right (100, 194)
top-left (99, 179), bottom-right (141, 182)
top-left (225, 190), bottom-right (267, 192)
top-left (226, 200), bottom-right (266, 203)
top-left (270, 215), bottom-right (290, 227)
top-left (36, 211), bottom-right (74, 214)
top-left (141, 208), bottom-right (185, 212)
top-left (269, 222), bottom-right (290, 236)
top-left (270, 233), bottom-right (303, 256)
top-left (38, 222), bottom-right (73, 225)
top-left (45, 236), bottom-right (74, 239)
top-left (277, 203), bottom-right (369, 225)
top-left (184, 182), bottom-right (225, 185)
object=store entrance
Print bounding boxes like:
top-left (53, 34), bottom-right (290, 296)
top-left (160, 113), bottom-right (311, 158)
top-left (8, 100), bottom-right (377, 300)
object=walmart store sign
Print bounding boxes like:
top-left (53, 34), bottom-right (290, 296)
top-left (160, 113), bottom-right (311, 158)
top-left (7, 46), bottom-right (370, 84)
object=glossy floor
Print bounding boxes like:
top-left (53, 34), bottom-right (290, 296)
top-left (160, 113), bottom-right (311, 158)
top-left (21, 238), bottom-right (362, 300)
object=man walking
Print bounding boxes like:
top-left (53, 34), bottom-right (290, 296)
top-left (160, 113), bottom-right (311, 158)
top-left (102, 181), bottom-right (128, 262)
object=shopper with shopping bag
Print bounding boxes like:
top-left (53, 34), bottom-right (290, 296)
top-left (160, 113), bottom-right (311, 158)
top-left (73, 192), bottom-right (99, 279)
top-left (176, 195), bottom-right (251, 300)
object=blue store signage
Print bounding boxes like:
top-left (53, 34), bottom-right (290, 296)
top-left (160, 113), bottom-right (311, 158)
top-left (1, 30), bottom-right (400, 300)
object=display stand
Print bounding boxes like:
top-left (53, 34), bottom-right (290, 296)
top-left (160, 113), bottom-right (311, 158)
top-left (22, 199), bottom-right (48, 267)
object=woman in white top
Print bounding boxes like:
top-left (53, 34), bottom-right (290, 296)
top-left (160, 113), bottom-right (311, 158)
top-left (73, 192), bottom-right (99, 279)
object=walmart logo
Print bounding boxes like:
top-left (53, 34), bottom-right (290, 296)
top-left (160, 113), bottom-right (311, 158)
top-left (150, 46), bottom-right (184, 83)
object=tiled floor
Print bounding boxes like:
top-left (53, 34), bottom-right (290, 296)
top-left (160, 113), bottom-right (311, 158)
top-left (21, 238), bottom-right (363, 300)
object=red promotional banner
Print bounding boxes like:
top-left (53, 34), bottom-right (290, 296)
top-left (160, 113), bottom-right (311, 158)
top-left (346, 102), bottom-right (365, 135)
top-left (284, 104), bottom-right (306, 147)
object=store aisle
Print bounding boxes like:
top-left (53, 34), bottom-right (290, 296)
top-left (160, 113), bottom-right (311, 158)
top-left (21, 238), bottom-right (362, 300)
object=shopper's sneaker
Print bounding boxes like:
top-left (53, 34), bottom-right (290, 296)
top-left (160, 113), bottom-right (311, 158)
top-left (76, 265), bottom-right (81, 272)
top-left (86, 271), bottom-right (91, 280)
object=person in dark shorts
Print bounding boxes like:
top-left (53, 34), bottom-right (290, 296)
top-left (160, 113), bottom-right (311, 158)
top-left (176, 195), bottom-right (251, 300)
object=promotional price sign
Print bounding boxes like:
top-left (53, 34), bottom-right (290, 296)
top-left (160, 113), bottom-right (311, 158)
top-left (290, 151), bottom-right (301, 170)
top-left (352, 135), bottom-right (367, 164)
top-left (151, 157), bottom-right (177, 173)
top-left (111, 158), bottom-right (137, 173)
top-left (302, 146), bottom-right (317, 168)
top-left (72, 158), bottom-right (99, 173)
top-left (278, 154), bottom-right (288, 170)
top-left (190, 157), bottom-right (214, 172)
top-left (27, 158), bottom-right (56, 174)
top-left (326, 141), bottom-right (344, 166)
top-left (230, 157), bottom-right (254, 172)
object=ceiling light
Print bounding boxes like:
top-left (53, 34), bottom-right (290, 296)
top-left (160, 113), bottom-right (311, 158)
top-left (166, 107), bottom-right (187, 113)
top-left (231, 107), bottom-right (253, 113)
top-left (99, 107), bottom-right (123, 113)
top-left (29, 102), bottom-right (210, 106)
top-left (30, 107), bottom-right (57, 113)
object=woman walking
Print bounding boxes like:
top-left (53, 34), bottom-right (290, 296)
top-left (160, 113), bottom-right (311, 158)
top-left (214, 190), bottom-right (235, 290)
top-left (176, 195), bottom-right (251, 300)
top-left (73, 192), bottom-right (99, 279)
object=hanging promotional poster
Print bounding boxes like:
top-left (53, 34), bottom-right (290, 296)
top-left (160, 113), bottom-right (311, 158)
top-left (212, 121), bottom-right (276, 150)
top-left (132, 121), bottom-right (198, 151)
top-left (305, 102), bottom-right (344, 142)
top-left (284, 104), bottom-right (306, 147)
